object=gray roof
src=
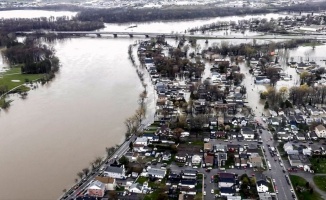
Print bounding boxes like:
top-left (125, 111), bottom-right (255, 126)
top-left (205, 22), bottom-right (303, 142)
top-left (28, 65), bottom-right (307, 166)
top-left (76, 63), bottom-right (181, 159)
top-left (147, 168), bottom-right (166, 177)
top-left (105, 166), bottom-right (123, 174)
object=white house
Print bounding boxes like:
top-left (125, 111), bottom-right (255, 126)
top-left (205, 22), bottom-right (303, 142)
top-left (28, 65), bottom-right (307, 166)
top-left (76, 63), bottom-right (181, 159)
top-left (315, 125), bottom-right (326, 138)
top-left (283, 142), bottom-right (293, 153)
top-left (95, 176), bottom-right (116, 191)
top-left (129, 183), bottom-right (143, 193)
top-left (256, 180), bottom-right (269, 193)
top-left (87, 180), bottom-right (106, 197)
top-left (241, 127), bottom-right (255, 140)
top-left (104, 165), bottom-right (125, 179)
top-left (134, 137), bottom-right (148, 145)
top-left (147, 167), bottom-right (166, 179)
top-left (191, 154), bottom-right (202, 165)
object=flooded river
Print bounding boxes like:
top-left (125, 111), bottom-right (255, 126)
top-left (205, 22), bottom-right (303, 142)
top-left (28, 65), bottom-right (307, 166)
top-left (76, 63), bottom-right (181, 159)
top-left (0, 10), bottom-right (321, 199)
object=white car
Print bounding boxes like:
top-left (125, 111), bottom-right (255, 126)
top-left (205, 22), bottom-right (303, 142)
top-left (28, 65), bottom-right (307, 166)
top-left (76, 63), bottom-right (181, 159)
top-left (273, 179), bottom-right (276, 183)
top-left (280, 162), bottom-right (283, 167)
top-left (203, 191), bottom-right (206, 196)
top-left (211, 189), bottom-right (214, 194)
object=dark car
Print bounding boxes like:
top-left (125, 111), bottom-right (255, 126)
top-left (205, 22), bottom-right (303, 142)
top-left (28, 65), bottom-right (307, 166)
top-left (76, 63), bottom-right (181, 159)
top-left (259, 129), bottom-right (263, 134)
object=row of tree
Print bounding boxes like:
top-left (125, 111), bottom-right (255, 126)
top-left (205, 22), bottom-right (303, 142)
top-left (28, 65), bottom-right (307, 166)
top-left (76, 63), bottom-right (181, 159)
top-left (0, 17), bottom-right (104, 32)
top-left (75, 2), bottom-right (326, 23)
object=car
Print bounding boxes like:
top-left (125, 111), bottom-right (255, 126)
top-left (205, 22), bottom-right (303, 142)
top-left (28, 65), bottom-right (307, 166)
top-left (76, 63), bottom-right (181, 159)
top-left (282, 169), bottom-right (286, 173)
top-left (259, 129), bottom-right (263, 134)
top-left (203, 191), bottom-right (206, 196)
top-left (273, 179), bottom-right (276, 183)
top-left (211, 189), bottom-right (214, 194)
top-left (280, 162), bottom-right (283, 167)
top-left (204, 184), bottom-right (207, 188)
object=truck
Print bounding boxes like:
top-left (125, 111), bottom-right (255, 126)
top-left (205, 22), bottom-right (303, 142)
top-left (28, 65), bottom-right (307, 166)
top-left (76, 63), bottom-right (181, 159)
top-left (267, 161), bottom-right (271, 170)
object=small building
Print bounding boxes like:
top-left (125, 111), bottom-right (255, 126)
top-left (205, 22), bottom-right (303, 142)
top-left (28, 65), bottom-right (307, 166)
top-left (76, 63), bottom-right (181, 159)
top-left (204, 155), bottom-right (214, 167)
top-left (95, 176), bottom-right (116, 191)
top-left (249, 156), bottom-right (263, 168)
top-left (87, 180), bottom-right (106, 197)
top-left (204, 143), bottom-right (213, 152)
top-left (288, 154), bottom-right (302, 167)
top-left (241, 127), bottom-right (255, 140)
top-left (104, 165), bottom-right (125, 179)
top-left (315, 125), bottom-right (326, 138)
top-left (256, 180), bottom-right (269, 193)
top-left (147, 167), bottom-right (166, 179)
top-left (192, 154), bottom-right (202, 165)
top-left (129, 183), bottom-right (143, 193)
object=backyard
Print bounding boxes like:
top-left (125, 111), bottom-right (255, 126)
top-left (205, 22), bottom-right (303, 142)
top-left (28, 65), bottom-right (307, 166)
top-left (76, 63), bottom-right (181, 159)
top-left (290, 175), bottom-right (323, 200)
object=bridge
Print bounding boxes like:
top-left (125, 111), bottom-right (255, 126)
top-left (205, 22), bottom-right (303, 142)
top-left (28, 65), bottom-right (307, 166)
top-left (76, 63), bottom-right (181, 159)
top-left (16, 31), bottom-right (326, 40)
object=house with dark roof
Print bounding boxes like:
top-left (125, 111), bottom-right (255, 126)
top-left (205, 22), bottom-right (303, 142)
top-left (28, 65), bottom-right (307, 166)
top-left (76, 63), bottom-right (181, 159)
top-left (218, 173), bottom-right (235, 187)
top-left (220, 187), bottom-right (235, 196)
top-left (256, 180), bottom-right (269, 193)
top-left (104, 164), bottom-right (125, 179)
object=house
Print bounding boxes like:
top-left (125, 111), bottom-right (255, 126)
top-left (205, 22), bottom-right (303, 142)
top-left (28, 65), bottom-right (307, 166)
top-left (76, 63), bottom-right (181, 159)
top-left (249, 156), bottom-right (263, 168)
top-left (227, 144), bottom-right (239, 152)
top-left (204, 155), bottom-right (214, 167)
top-left (162, 152), bottom-right (171, 161)
top-left (258, 193), bottom-right (273, 200)
top-left (125, 152), bottom-right (139, 162)
top-left (310, 131), bottom-right (318, 140)
top-left (283, 142), bottom-right (293, 152)
top-left (315, 125), bottom-right (326, 138)
top-left (134, 136), bottom-right (148, 145)
top-left (204, 143), bottom-right (212, 152)
top-left (129, 183), bottom-right (143, 193)
top-left (179, 180), bottom-right (197, 189)
top-left (104, 165), bottom-right (125, 179)
top-left (87, 180), bottom-right (106, 197)
top-left (215, 144), bottom-right (226, 152)
top-left (288, 154), bottom-right (302, 167)
top-left (241, 127), bottom-right (255, 140)
top-left (220, 187), bottom-right (235, 196)
top-left (183, 169), bottom-right (197, 176)
top-left (218, 173), bottom-right (235, 187)
top-left (256, 180), bottom-right (269, 193)
top-left (147, 167), bottom-right (166, 179)
top-left (175, 151), bottom-right (187, 163)
top-left (270, 117), bottom-right (279, 126)
top-left (192, 155), bottom-right (202, 165)
top-left (95, 176), bottom-right (116, 191)
top-left (296, 133), bottom-right (306, 141)
top-left (294, 115), bottom-right (305, 124)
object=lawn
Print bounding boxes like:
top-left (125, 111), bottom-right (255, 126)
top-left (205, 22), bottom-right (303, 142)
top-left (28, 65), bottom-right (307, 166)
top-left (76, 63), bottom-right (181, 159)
top-left (136, 176), bottom-right (148, 184)
top-left (0, 66), bottom-right (43, 92)
top-left (313, 176), bottom-right (326, 192)
top-left (290, 175), bottom-right (323, 200)
top-left (310, 157), bottom-right (326, 173)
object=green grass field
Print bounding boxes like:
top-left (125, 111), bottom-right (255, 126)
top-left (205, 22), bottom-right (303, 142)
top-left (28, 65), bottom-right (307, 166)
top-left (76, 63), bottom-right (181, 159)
top-left (313, 176), bottom-right (326, 193)
top-left (290, 175), bottom-right (323, 200)
top-left (310, 157), bottom-right (326, 173)
top-left (0, 66), bottom-right (43, 92)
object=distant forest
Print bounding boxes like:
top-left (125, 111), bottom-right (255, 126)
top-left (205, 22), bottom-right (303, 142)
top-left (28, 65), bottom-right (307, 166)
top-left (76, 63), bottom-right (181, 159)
top-left (74, 2), bottom-right (326, 23)
top-left (0, 17), bottom-right (104, 32)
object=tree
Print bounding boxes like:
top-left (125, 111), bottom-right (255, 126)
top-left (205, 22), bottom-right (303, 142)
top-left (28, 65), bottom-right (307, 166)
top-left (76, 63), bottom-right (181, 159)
top-left (77, 172), bottom-right (84, 179)
top-left (82, 168), bottom-right (90, 177)
top-left (305, 181), bottom-right (310, 188)
top-left (106, 147), bottom-right (115, 157)
top-left (119, 155), bottom-right (130, 167)
top-left (173, 128), bottom-right (184, 142)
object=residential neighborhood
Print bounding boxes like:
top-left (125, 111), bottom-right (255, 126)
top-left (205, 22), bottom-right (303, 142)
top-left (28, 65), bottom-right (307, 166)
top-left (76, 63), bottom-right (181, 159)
top-left (58, 30), bottom-right (326, 200)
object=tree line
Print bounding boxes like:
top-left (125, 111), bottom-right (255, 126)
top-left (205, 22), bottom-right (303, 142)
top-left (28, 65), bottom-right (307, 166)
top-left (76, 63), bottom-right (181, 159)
top-left (75, 2), bottom-right (326, 23)
top-left (0, 16), bottom-right (104, 32)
